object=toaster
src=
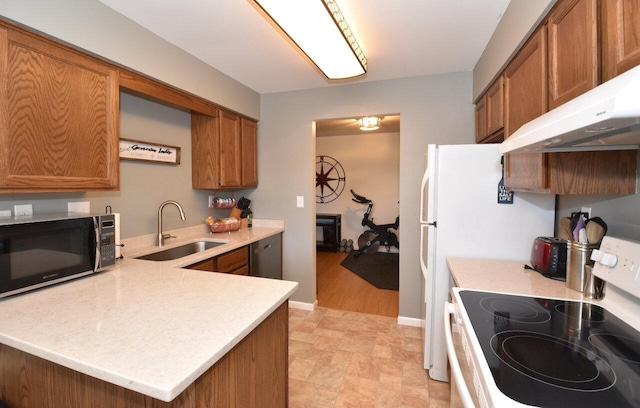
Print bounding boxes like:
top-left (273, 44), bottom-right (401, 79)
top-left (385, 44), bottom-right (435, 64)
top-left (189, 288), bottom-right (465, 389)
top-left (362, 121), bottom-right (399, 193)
top-left (530, 237), bottom-right (567, 279)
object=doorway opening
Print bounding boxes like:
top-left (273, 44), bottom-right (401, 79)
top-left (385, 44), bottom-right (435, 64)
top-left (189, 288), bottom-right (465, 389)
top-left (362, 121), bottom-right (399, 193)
top-left (314, 114), bottom-right (400, 317)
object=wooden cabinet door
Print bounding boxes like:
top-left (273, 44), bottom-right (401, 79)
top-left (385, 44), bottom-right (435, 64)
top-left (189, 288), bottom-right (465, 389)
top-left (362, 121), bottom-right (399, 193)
top-left (503, 27), bottom-right (549, 192)
top-left (186, 258), bottom-right (215, 271)
top-left (548, 0), bottom-right (598, 109)
top-left (240, 117), bottom-right (258, 187)
top-left (486, 77), bottom-right (504, 135)
top-left (192, 111), bottom-right (220, 189)
top-left (218, 110), bottom-right (242, 188)
top-left (602, 0), bottom-right (640, 81)
top-left (214, 246), bottom-right (249, 273)
top-left (474, 95), bottom-right (488, 143)
top-left (550, 150), bottom-right (637, 194)
top-left (0, 27), bottom-right (119, 191)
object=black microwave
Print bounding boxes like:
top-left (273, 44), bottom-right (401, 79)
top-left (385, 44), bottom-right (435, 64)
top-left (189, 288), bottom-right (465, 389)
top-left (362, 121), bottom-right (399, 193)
top-left (0, 213), bottom-right (116, 299)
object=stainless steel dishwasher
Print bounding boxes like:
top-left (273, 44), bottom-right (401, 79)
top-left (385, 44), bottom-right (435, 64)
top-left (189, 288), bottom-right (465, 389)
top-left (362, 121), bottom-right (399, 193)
top-left (250, 233), bottom-right (282, 279)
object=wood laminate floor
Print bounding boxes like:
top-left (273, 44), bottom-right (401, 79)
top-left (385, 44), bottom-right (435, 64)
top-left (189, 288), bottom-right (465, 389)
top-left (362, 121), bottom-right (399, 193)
top-left (316, 251), bottom-right (399, 318)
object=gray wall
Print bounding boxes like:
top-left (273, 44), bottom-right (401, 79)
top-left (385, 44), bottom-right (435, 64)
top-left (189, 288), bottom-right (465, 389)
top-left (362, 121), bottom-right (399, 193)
top-left (251, 73), bottom-right (475, 318)
top-left (0, 0), bottom-right (260, 118)
top-left (0, 93), bottom-right (239, 238)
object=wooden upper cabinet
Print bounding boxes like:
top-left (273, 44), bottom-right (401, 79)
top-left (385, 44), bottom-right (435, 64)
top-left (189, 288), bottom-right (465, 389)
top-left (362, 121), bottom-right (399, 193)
top-left (486, 77), bottom-right (504, 136)
top-left (602, 0), bottom-right (640, 81)
top-left (549, 150), bottom-right (637, 195)
top-left (476, 76), bottom-right (504, 144)
top-left (192, 111), bottom-right (258, 189)
top-left (218, 110), bottom-right (242, 187)
top-left (474, 95), bottom-right (488, 143)
top-left (0, 27), bottom-right (119, 192)
top-left (547, 0), bottom-right (598, 109)
top-left (503, 26), bottom-right (549, 192)
top-left (240, 117), bottom-right (258, 187)
top-left (477, 0), bottom-right (637, 195)
top-left (192, 111), bottom-right (220, 189)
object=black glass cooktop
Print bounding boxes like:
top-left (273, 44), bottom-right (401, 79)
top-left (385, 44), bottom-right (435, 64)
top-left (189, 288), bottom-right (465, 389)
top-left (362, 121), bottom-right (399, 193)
top-left (459, 290), bottom-right (640, 407)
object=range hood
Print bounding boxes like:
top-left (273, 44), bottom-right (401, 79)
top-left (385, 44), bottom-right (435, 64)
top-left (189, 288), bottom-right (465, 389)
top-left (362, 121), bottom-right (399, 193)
top-left (500, 64), bottom-right (640, 154)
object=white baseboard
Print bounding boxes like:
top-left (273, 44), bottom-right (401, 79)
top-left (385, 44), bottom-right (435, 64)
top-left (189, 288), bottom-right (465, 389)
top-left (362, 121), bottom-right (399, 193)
top-left (397, 316), bottom-right (423, 327)
top-left (288, 300), bottom-right (317, 311)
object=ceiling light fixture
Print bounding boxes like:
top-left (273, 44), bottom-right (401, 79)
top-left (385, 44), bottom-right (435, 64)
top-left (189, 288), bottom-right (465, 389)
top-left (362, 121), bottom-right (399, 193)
top-left (253, 0), bottom-right (367, 79)
top-left (360, 116), bottom-right (381, 131)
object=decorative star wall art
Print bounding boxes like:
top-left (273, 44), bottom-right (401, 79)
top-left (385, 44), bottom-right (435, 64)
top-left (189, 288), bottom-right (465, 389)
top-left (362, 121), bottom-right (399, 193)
top-left (316, 155), bottom-right (346, 203)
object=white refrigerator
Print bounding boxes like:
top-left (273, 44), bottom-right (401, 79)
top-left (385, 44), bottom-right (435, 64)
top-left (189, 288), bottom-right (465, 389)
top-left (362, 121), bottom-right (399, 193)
top-left (419, 144), bottom-right (555, 382)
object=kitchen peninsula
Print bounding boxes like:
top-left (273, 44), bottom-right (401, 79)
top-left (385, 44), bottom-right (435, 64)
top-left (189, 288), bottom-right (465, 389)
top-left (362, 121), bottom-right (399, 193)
top-left (0, 223), bottom-right (296, 407)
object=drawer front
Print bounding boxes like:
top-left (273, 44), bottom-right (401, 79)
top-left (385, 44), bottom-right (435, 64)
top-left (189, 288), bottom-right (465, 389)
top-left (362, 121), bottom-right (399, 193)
top-left (215, 247), bottom-right (248, 272)
top-left (231, 265), bottom-right (249, 276)
top-left (186, 259), bottom-right (214, 272)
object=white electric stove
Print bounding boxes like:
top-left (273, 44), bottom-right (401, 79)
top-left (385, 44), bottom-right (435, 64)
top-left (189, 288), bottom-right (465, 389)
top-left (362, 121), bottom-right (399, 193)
top-left (446, 236), bottom-right (640, 408)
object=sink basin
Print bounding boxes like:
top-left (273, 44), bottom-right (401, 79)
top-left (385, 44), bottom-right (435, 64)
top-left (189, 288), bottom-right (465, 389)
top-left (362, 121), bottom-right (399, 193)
top-left (135, 241), bottom-right (226, 261)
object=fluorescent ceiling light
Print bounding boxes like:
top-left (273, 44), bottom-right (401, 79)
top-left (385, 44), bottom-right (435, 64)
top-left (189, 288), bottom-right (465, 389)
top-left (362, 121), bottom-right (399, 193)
top-left (360, 116), bottom-right (381, 131)
top-left (253, 0), bottom-right (367, 79)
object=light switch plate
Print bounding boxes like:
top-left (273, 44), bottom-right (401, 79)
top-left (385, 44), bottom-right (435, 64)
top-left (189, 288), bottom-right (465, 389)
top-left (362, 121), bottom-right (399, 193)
top-left (0, 210), bottom-right (11, 217)
top-left (296, 196), bottom-right (304, 208)
top-left (68, 201), bottom-right (90, 213)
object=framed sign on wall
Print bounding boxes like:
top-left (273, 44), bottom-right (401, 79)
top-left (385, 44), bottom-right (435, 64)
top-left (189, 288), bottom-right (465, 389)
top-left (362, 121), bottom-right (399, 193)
top-left (119, 138), bottom-right (181, 164)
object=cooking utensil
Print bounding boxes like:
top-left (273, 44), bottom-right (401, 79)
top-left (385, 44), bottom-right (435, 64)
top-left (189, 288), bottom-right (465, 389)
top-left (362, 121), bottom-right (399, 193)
top-left (559, 217), bottom-right (573, 241)
top-left (573, 215), bottom-right (586, 241)
top-left (578, 228), bottom-right (588, 244)
top-left (585, 217), bottom-right (607, 244)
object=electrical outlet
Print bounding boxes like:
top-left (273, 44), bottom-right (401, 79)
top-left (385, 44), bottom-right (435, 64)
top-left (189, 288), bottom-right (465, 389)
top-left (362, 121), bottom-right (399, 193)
top-left (14, 204), bottom-right (33, 216)
top-left (296, 196), bottom-right (304, 208)
top-left (0, 210), bottom-right (11, 217)
top-left (208, 195), bottom-right (215, 208)
top-left (68, 201), bottom-right (90, 213)
top-left (581, 206), bottom-right (592, 219)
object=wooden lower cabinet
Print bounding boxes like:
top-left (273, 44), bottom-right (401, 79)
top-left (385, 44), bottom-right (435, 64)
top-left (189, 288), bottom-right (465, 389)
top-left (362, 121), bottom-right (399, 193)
top-left (0, 302), bottom-right (289, 408)
top-left (186, 246), bottom-right (249, 275)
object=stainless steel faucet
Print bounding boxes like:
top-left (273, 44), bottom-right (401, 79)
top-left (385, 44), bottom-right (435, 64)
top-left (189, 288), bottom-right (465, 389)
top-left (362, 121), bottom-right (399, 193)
top-left (157, 200), bottom-right (186, 246)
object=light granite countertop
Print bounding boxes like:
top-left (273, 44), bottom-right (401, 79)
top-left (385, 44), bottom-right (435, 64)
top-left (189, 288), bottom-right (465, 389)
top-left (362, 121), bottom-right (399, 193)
top-left (447, 257), bottom-right (585, 301)
top-left (0, 220), bottom-right (298, 402)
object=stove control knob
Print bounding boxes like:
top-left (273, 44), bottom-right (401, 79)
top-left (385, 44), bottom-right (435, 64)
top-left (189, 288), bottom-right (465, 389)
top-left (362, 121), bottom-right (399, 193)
top-left (602, 253), bottom-right (618, 267)
top-left (591, 249), bottom-right (618, 267)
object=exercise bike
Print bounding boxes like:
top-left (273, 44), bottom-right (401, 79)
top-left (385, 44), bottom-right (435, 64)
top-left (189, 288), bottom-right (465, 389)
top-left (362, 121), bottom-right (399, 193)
top-left (351, 189), bottom-right (399, 258)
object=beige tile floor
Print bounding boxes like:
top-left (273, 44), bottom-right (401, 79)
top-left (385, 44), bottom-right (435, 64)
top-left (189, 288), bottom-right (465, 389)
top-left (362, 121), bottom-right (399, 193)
top-left (288, 307), bottom-right (451, 407)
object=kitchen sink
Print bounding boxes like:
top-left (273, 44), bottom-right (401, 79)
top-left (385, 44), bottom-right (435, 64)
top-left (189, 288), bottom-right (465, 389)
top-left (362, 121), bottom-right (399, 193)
top-left (134, 241), bottom-right (226, 261)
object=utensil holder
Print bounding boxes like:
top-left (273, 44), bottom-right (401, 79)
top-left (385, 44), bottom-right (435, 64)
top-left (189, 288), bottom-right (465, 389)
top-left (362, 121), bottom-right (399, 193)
top-left (583, 265), bottom-right (605, 300)
top-left (565, 241), bottom-right (599, 292)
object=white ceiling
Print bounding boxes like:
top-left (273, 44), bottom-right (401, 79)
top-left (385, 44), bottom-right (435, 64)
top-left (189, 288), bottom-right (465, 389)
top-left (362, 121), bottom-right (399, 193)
top-left (98, 0), bottom-right (510, 95)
